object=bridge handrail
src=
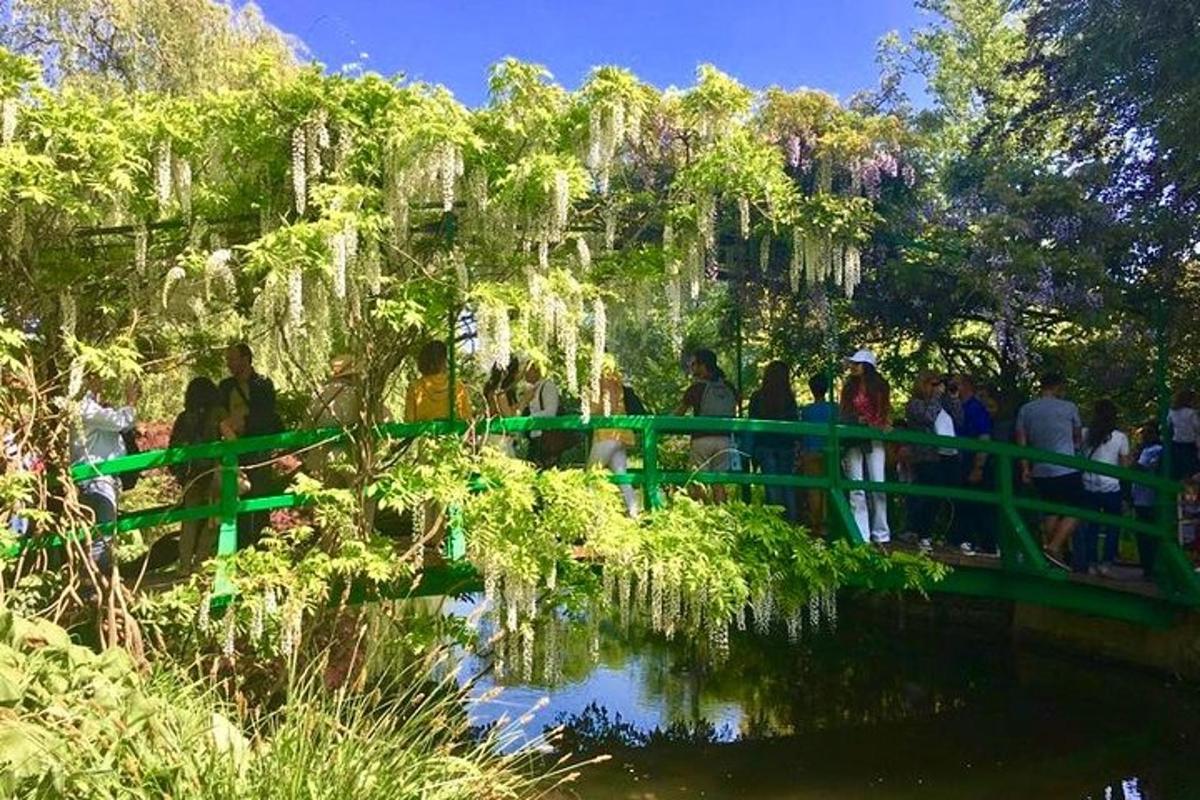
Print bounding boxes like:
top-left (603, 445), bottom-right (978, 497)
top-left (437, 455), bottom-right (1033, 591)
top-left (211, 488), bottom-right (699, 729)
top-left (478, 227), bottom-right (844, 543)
top-left (41, 413), bottom-right (1199, 611)
top-left (70, 415), bottom-right (1177, 493)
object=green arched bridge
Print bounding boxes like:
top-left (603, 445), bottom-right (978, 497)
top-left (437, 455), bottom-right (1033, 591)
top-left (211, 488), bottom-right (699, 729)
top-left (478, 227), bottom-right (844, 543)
top-left (44, 415), bottom-right (1200, 628)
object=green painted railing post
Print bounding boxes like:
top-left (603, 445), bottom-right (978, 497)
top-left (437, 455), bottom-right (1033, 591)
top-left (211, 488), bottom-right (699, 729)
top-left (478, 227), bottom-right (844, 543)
top-left (214, 452), bottom-right (239, 597)
top-left (642, 421), bottom-right (662, 511)
top-left (444, 504), bottom-right (466, 560)
top-left (997, 452), bottom-right (1046, 574)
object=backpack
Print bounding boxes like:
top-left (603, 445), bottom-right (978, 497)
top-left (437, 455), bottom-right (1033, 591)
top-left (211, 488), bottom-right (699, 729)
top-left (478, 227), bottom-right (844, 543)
top-left (118, 429), bottom-right (142, 491)
top-left (531, 381), bottom-right (582, 467)
top-left (698, 380), bottom-right (737, 417)
top-left (623, 385), bottom-right (650, 416)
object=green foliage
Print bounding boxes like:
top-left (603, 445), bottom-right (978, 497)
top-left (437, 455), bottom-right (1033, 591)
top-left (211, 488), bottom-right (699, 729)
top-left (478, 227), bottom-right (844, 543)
top-left (0, 607), bottom-right (574, 799)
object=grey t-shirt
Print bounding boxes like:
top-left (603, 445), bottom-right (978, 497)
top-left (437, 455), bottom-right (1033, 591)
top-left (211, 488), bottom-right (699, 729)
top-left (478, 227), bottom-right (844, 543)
top-left (1016, 396), bottom-right (1082, 478)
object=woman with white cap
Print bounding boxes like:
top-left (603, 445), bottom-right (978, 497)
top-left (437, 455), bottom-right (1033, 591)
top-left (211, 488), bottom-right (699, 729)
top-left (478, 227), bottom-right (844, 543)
top-left (839, 349), bottom-right (892, 544)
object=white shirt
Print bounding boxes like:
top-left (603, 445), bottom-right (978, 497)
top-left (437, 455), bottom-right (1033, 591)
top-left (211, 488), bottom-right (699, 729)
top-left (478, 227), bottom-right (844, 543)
top-left (1081, 429), bottom-right (1130, 493)
top-left (527, 378), bottom-right (559, 438)
top-left (1169, 407), bottom-right (1199, 444)
top-left (934, 408), bottom-right (957, 456)
top-left (71, 392), bottom-right (135, 503)
top-left (71, 392), bottom-right (136, 466)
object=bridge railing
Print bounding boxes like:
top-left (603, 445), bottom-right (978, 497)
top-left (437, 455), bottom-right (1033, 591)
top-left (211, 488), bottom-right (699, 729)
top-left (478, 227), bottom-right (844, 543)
top-left (34, 414), bottom-right (1200, 613)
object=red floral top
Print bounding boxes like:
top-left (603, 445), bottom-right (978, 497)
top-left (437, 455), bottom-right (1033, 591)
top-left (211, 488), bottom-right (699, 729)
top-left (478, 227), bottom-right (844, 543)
top-left (850, 386), bottom-right (890, 429)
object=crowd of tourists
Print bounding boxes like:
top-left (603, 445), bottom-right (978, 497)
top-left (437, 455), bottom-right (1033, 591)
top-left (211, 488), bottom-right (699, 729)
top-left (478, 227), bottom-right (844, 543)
top-left (61, 339), bottom-right (1200, 580)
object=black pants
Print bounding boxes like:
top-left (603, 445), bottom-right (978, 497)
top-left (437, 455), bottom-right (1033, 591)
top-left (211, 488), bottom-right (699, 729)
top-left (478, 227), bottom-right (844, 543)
top-left (238, 463), bottom-right (274, 550)
top-left (1170, 442), bottom-right (1199, 480)
top-left (1134, 505), bottom-right (1158, 579)
top-left (911, 455), bottom-right (960, 538)
top-left (955, 457), bottom-right (997, 553)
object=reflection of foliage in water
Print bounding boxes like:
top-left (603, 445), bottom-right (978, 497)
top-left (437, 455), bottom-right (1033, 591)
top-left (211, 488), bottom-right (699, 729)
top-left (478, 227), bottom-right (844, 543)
top-left (532, 597), bottom-right (1007, 750)
top-left (552, 702), bottom-right (734, 752)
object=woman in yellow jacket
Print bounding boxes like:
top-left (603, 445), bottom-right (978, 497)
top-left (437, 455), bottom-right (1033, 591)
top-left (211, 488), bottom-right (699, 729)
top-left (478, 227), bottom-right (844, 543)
top-left (589, 357), bottom-right (638, 517)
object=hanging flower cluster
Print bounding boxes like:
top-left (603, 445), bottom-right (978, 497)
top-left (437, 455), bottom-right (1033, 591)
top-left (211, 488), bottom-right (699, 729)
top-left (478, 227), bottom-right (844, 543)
top-left (173, 157), bottom-right (193, 217)
top-left (291, 126), bottom-right (307, 215)
top-left (475, 301), bottom-right (512, 373)
top-left (8, 206), bottom-right (24, 256)
top-left (133, 224), bottom-right (148, 277)
top-left (792, 234), bottom-right (863, 298)
top-left (737, 196), bottom-right (751, 240)
top-left (287, 267), bottom-right (304, 327)
top-left (590, 298), bottom-right (606, 397)
top-left (155, 140), bottom-right (172, 210)
top-left (328, 222), bottom-right (358, 301)
top-left (204, 248), bottom-right (236, 301)
top-left (587, 101), bottom-right (627, 195)
top-left (0, 98), bottom-right (18, 144)
top-left (291, 111), bottom-right (333, 216)
top-left (852, 149), bottom-right (915, 200)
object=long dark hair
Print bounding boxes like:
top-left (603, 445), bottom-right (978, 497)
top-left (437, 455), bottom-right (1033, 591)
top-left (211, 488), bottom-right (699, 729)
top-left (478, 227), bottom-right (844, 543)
top-left (177, 376), bottom-right (221, 445)
top-left (752, 360), bottom-right (796, 419)
top-left (1085, 398), bottom-right (1119, 452)
top-left (693, 349), bottom-right (726, 383)
top-left (1172, 388), bottom-right (1196, 411)
top-left (183, 376), bottom-right (220, 414)
top-left (840, 363), bottom-right (890, 418)
top-left (484, 356), bottom-right (520, 407)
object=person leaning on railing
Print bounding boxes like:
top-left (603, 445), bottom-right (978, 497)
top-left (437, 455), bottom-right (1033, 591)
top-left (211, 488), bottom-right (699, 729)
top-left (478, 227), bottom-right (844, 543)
top-left (303, 353), bottom-right (364, 483)
top-left (904, 371), bottom-right (959, 551)
top-left (71, 372), bottom-right (140, 570)
top-left (218, 342), bottom-right (283, 549)
top-left (1131, 420), bottom-right (1164, 579)
top-left (404, 340), bottom-right (473, 557)
top-left (950, 375), bottom-right (998, 556)
top-left (1014, 371), bottom-right (1083, 570)
top-left (405, 341), bottom-right (472, 424)
top-left (588, 356), bottom-right (638, 517)
top-left (1168, 388), bottom-right (1200, 480)
top-left (839, 349), bottom-right (892, 545)
top-left (168, 376), bottom-right (227, 575)
top-left (675, 348), bottom-right (738, 504)
top-left (797, 373), bottom-right (837, 537)
top-left (1077, 398), bottom-right (1131, 576)
top-left (747, 360), bottom-right (799, 524)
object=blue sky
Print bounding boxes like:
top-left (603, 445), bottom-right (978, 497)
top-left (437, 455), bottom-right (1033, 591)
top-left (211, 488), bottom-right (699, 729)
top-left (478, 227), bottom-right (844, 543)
top-left (254, 1), bottom-right (930, 107)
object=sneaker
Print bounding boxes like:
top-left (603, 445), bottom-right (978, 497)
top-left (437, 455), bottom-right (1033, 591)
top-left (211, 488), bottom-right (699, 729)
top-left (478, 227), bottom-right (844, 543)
top-left (918, 538), bottom-right (933, 553)
top-left (898, 531), bottom-right (919, 544)
top-left (1095, 563), bottom-right (1115, 578)
top-left (959, 543), bottom-right (977, 557)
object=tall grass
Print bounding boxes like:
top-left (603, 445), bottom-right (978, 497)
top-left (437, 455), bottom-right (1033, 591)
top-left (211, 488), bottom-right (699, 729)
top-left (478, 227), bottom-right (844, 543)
top-left (1, 604), bottom-right (597, 799)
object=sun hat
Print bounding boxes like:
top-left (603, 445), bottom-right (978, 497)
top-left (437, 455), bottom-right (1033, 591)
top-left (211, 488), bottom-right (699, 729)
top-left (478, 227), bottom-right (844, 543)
top-left (848, 349), bottom-right (878, 368)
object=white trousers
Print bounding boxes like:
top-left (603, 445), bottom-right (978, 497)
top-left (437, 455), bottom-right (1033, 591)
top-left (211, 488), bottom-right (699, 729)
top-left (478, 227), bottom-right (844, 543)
top-left (589, 439), bottom-right (638, 516)
top-left (842, 441), bottom-right (890, 543)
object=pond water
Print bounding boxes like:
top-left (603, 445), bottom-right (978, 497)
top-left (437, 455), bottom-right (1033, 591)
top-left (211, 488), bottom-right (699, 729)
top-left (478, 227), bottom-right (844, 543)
top-left (450, 594), bottom-right (1200, 799)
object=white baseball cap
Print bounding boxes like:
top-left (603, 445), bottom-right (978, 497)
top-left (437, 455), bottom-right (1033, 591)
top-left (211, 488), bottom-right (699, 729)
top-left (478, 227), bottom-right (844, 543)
top-left (848, 349), bottom-right (877, 368)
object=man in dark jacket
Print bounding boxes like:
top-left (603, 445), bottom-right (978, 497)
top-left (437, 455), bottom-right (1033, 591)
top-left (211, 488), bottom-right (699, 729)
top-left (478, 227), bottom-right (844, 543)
top-left (219, 342), bottom-right (282, 548)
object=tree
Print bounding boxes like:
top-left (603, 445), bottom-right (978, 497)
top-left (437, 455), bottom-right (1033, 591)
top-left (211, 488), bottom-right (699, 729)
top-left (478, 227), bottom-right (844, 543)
top-left (0, 0), bottom-right (298, 93)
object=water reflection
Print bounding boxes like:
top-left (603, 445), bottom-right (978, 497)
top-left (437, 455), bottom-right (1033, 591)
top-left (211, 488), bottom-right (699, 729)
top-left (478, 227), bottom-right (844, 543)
top-left (446, 595), bottom-right (1200, 799)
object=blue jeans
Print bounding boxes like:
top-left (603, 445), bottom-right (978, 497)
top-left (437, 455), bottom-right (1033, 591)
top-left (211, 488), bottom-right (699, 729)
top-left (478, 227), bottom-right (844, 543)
top-left (80, 484), bottom-right (116, 571)
top-left (1073, 489), bottom-right (1122, 572)
top-left (756, 446), bottom-right (798, 523)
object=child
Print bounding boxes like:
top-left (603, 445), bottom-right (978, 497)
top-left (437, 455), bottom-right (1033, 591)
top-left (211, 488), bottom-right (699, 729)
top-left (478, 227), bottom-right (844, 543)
top-left (1131, 421), bottom-right (1164, 579)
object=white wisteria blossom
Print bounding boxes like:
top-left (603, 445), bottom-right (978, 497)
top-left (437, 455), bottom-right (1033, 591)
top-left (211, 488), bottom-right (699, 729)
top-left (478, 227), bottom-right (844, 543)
top-left (291, 126), bottom-right (307, 215)
top-left (1, 98), bottom-right (18, 144)
top-left (155, 140), bottom-right (172, 209)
